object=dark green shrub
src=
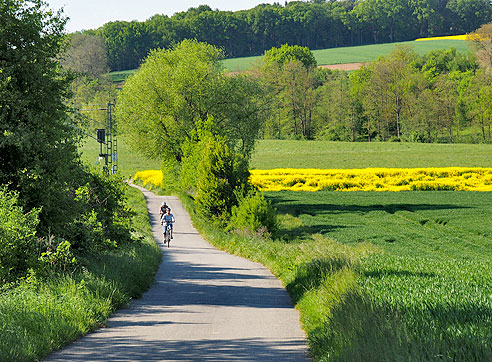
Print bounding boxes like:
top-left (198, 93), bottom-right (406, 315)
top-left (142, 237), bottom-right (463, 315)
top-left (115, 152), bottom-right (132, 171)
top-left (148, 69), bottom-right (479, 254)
top-left (181, 119), bottom-right (250, 224)
top-left (0, 187), bottom-right (40, 283)
top-left (229, 189), bottom-right (277, 235)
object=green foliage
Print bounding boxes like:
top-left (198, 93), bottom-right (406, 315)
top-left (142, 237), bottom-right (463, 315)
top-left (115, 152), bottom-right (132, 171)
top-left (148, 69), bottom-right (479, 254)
top-left (90, 0), bottom-right (487, 72)
top-left (38, 238), bottom-right (77, 273)
top-left (194, 133), bottom-right (249, 223)
top-left (117, 39), bottom-right (265, 164)
top-left (0, 186), bottom-right (161, 361)
top-left (66, 167), bottom-right (133, 251)
top-left (0, 0), bottom-right (83, 235)
top-left (116, 39), bottom-right (224, 162)
top-left (264, 44), bottom-right (317, 69)
top-left (0, 188), bottom-right (40, 283)
top-left (229, 189), bottom-right (277, 235)
top-left (61, 33), bottom-right (109, 78)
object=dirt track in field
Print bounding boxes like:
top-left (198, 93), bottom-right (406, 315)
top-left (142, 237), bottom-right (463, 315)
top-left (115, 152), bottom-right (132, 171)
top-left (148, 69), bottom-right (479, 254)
top-left (319, 62), bottom-right (366, 71)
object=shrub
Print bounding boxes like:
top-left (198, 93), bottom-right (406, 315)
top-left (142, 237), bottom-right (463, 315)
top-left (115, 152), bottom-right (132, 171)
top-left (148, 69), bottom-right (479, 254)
top-left (65, 167), bottom-right (133, 251)
top-left (181, 120), bottom-right (250, 224)
top-left (229, 189), bottom-right (277, 235)
top-left (0, 187), bottom-right (40, 283)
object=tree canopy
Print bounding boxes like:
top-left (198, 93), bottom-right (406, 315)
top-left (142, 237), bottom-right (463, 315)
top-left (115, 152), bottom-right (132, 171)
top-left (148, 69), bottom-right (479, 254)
top-left (0, 0), bottom-right (82, 231)
top-left (116, 39), bottom-right (265, 162)
top-left (81, 0), bottom-right (492, 71)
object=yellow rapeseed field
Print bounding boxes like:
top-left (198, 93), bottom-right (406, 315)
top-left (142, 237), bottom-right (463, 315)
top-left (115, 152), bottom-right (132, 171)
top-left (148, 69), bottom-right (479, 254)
top-left (133, 170), bottom-right (163, 190)
top-left (415, 34), bottom-right (468, 41)
top-left (249, 168), bottom-right (492, 192)
top-left (134, 168), bottom-right (492, 192)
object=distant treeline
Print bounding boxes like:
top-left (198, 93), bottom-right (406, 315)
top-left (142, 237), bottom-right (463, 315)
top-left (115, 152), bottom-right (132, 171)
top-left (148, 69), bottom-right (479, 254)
top-left (85, 0), bottom-right (492, 72)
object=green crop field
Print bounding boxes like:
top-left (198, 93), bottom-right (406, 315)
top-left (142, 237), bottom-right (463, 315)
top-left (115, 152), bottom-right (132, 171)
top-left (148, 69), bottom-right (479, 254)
top-left (109, 38), bottom-right (469, 80)
top-left (80, 138), bottom-right (492, 176)
top-left (250, 140), bottom-right (492, 169)
top-left (221, 39), bottom-right (469, 71)
top-left (108, 69), bottom-right (136, 83)
top-left (264, 190), bottom-right (492, 360)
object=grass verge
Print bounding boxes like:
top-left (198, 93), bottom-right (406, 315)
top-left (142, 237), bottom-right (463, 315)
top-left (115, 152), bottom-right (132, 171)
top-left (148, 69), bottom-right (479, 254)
top-left (0, 185), bottom-right (161, 362)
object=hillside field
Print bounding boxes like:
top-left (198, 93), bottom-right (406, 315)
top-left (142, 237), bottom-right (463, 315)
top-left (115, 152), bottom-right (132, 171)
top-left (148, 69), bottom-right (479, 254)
top-left (109, 38), bottom-right (469, 80)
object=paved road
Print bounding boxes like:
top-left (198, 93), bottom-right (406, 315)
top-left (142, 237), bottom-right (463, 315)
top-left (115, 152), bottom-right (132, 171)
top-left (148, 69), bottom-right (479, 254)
top-left (46, 185), bottom-right (310, 361)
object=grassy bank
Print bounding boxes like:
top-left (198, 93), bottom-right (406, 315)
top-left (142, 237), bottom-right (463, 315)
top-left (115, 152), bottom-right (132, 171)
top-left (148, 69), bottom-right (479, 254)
top-left (176, 189), bottom-right (492, 361)
top-left (0, 186), bottom-right (161, 361)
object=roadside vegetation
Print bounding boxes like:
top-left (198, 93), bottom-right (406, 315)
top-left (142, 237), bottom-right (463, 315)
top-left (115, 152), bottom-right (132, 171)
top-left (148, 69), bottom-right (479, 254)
top-left (0, 2), bottom-right (160, 361)
top-left (0, 186), bottom-right (160, 361)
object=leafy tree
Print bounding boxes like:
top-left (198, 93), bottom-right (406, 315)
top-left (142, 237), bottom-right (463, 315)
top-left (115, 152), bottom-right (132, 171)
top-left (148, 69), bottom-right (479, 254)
top-left (0, 0), bottom-right (83, 233)
top-left (260, 44), bottom-right (319, 138)
top-left (263, 43), bottom-right (317, 69)
top-left (61, 33), bottom-right (109, 78)
top-left (361, 46), bottom-right (417, 140)
top-left (0, 187), bottom-right (40, 283)
top-left (447, 0), bottom-right (492, 34)
top-left (117, 39), bottom-right (265, 162)
top-left (466, 69), bottom-right (492, 142)
top-left (467, 22), bottom-right (492, 69)
top-left (315, 71), bottom-right (359, 141)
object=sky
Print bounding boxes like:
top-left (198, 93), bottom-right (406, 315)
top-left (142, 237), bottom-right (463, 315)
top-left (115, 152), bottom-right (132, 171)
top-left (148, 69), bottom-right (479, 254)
top-left (46, 0), bottom-right (281, 33)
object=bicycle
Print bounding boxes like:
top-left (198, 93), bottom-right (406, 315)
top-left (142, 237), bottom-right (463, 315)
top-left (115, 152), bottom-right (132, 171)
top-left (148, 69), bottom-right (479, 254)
top-left (163, 221), bottom-right (172, 248)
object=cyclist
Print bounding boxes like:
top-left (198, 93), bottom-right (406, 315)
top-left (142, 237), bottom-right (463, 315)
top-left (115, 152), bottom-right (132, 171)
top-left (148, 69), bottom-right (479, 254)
top-left (159, 202), bottom-right (168, 218)
top-left (161, 207), bottom-right (175, 240)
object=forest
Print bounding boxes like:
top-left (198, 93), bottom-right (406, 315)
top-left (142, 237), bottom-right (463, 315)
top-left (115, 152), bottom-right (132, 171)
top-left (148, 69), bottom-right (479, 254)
top-left (82, 0), bottom-right (492, 71)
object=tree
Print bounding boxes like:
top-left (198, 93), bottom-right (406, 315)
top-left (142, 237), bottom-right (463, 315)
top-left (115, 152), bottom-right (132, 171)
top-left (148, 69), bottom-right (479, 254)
top-left (259, 44), bottom-right (319, 139)
top-left (117, 39), bottom-right (265, 163)
top-left (61, 33), bottom-right (109, 78)
top-left (467, 22), bottom-right (492, 69)
top-left (263, 43), bottom-right (317, 69)
top-left (466, 69), bottom-right (492, 142)
top-left (0, 0), bottom-right (83, 233)
top-left (315, 71), bottom-right (362, 141)
top-left (361, 46), bottom-right (416, 140)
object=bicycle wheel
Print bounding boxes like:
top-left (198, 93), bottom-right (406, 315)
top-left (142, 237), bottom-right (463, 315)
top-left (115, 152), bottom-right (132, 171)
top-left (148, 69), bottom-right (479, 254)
top-left (165, 229), bottom-right (171, 247)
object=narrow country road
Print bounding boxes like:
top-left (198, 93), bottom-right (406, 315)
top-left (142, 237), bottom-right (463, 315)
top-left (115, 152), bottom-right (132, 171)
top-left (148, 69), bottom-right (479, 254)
top-left (46, 185), bottom-right (310, 361)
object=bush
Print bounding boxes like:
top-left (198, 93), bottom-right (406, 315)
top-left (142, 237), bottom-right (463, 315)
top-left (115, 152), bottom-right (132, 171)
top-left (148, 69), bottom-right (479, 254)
top-left (181, 120), bottom-right (250, 224)
top-left (65, 167), bottom-right (133, 252)
top-left (0, 187), bottom-right (40, 283)
top-left (229, 189), bottom-right (277, 235)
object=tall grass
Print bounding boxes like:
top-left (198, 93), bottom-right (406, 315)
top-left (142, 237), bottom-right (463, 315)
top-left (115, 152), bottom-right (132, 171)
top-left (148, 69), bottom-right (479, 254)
top-left (0, 186), bottom-right (161, 361)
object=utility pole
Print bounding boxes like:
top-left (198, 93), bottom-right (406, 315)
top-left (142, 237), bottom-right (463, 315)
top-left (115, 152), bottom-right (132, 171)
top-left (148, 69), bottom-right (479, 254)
top-left (81, 102), bottom-right (118, 174)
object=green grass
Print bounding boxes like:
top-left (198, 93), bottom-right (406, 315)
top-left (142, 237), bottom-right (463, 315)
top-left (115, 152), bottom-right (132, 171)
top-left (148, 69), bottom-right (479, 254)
top-left (268, 190), bottom-right (492, 361)
top-left (80, 136), bottom-right (161, 178)
top-left (311, 39), bottom-right (469, 66)
top-left (108, 69), bottom-right (136, 83)
top-left (0, 186), bottom-right (161, 361)
top-left (250, 140), bottom-right (492, 169)
top-left (179, 188), bottom-right (492, 361)
top-left (80, 138), bottom-right (492, 178)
